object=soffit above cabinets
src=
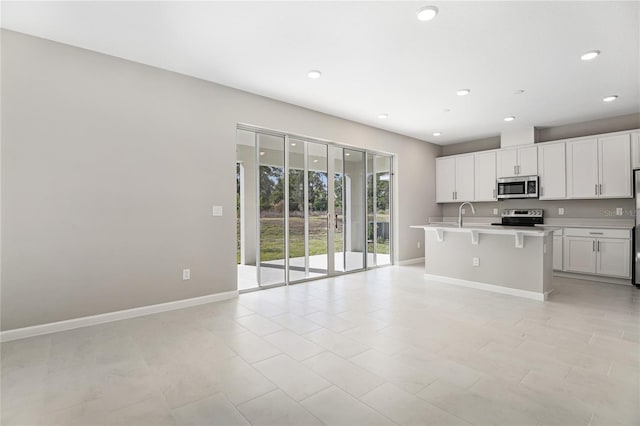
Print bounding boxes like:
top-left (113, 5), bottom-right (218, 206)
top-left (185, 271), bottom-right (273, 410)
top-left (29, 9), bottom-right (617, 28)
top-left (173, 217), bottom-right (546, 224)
top-left (1, 1), bottom-right (638, 145)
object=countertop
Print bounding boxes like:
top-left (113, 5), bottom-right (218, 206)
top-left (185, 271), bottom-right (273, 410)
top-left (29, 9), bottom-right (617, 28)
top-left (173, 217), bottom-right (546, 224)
top-left (411, 223), bottom-right (557, 236)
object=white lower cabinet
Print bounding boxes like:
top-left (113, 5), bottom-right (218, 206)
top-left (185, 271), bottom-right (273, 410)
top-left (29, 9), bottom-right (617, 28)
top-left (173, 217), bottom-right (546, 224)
top-left (596, 238), bottom-right (631, 278)
top-left (563, 237), bottom-right (597, 274)
top-left (552, 235), bottom-right (563, 270)
top-left (562, 228), bottom-right (631, 279)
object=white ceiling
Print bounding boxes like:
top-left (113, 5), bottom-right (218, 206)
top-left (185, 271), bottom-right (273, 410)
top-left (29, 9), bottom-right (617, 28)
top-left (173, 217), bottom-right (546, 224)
top-left (2, 1), bottom-right (639, 145)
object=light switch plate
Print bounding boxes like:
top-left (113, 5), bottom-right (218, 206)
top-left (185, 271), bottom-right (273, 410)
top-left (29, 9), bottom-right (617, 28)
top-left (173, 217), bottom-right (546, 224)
top-left (558, 207), bottom-right (565, 216)
top-left (493, 208), bottom-right (498, 215)
top-left (473, 257), bottom-right (480, 267)
top-left (212, 206), bottom-right (223, 216)
top-left (182, 269), bottom-right (191, 280)
top-left (616, 207), bottom-right (623, 216)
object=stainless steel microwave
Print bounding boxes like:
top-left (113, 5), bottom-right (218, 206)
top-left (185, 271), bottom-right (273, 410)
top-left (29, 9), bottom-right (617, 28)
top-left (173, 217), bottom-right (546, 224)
top-left (497, 176), bottom-right (539, 199)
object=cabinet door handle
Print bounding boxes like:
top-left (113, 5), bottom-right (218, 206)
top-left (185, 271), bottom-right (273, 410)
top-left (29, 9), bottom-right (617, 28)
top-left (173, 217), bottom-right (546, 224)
top-left (595, 184), bottom-right (598, 195)
top-left (599, 183), bottom-right (603, 195)
top-left (493, 188), bottom-right (496, 199)
top-left (597, 240), bottom-right (600, 252)
top-left (517, 165), bottom-right (520, 175)
top-left (589, 232), bottom-right (604, 235)
top-left (592, 240), bottom-right (596, 252)
top-left (514, 165), bottom-right (517, 175)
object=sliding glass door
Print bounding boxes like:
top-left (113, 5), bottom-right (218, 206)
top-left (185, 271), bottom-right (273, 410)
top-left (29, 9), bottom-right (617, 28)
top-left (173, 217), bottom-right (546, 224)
top-left (236, 127), bottom-right (392, 290)
top-left (288, 139), bottom-right (329, 282)
top-left (367, 153), bottom-right (392, 267)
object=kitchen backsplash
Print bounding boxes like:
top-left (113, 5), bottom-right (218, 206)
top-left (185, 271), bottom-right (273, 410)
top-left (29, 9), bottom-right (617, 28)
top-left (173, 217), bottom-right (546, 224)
top-left (441, 198), bottom-right (635, 220)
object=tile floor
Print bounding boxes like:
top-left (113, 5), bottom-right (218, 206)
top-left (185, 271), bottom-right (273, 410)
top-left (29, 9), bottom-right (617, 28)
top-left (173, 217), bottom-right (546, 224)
top-left (2, 265), bottom-right (639, 426)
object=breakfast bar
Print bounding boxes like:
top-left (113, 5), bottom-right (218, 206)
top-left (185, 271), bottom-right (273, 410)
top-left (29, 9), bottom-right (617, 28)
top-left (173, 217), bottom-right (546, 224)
top-left (411, 223), bottom-right (556, 301)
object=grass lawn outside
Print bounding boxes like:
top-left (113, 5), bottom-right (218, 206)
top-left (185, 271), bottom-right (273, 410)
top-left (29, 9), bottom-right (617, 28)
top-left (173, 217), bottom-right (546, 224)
top-left (237, 214), bottom-right (389, 263)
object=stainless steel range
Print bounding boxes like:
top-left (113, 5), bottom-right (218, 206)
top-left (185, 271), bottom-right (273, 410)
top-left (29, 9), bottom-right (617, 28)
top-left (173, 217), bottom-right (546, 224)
top-left (493, 209), bottom-right (544, 227)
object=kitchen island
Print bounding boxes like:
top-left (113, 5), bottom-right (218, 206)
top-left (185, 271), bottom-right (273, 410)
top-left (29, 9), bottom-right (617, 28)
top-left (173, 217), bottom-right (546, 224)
top-left (411, 223), bottom-right (557, 301)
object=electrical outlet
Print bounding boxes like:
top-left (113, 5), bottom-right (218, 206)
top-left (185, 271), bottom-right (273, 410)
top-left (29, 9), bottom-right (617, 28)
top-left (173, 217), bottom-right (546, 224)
top-left (616, 207), bottom-right (623, 216)
top-left (417, 241), bottom-right (421, 249)
top-left (558, 207), bottom-right (565, 216)
top-left (182, 269), bottom-right (191, 280)
top-left (473, 257), bottom-right (480, 267)
top-left (493, 208), bottom-right (499, 215)
top-left (212, 206), bottom-right (223, 216)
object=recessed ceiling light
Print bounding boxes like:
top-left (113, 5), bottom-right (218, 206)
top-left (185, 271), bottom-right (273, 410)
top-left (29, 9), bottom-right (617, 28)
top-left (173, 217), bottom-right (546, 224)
top-left (290, 142), bottom-right (296, 146)
top-left (514, 89), bottom-right (525, 95)
top-left (259, 151), bottom-right (265, 156)
top-left (443, 108), bottom-right (451, 113)
top-left (504, 116), bottom-right (515, 122)
top-left (378, 113), bottom-right (389, 119)
top-left (433, 132), bottom-right (441, 136)
top-left (307, 70), bottom-right (322, 79)
top-left (581, 50), bottom-right (600, 61)
top-left (456, 89), bottom-right (470, 96)
top-left (313, 159), bottom-right (319, 163)
top-left (602, 95), bottom-right (618, 102)
top-left (416, 5), bottom-right (439, 21)
top-left (345, 152), bottom-right (351, 156)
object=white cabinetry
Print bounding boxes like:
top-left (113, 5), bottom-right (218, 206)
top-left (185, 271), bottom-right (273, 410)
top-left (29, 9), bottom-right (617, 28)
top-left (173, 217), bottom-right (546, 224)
top-left (599, 134), bottom-right (632, 197)
top-left (497, 146), bottom-right (537, 178)
top-left (563, 228), bottom-right (631, 278)
top-left (538, 142), bottom-right (566, 200)
top-left (567, 134), bottom-right (631, 199)
top-left (563, 236), bottom-right (596, 274)
top-left (436, 155), bottom-right (474, 203)
top-left (552, 229), bottom-right (563, 271)
top-left (474, 151), bottom-right (497, 201)
top-left (632, 131), bottom-right (640, 169)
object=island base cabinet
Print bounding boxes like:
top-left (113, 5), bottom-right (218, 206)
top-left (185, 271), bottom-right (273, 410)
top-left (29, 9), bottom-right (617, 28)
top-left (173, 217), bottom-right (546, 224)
top-left (596, 239), bottom-right (631, 278)
top-left (563, 237), bottom-right (596, 274)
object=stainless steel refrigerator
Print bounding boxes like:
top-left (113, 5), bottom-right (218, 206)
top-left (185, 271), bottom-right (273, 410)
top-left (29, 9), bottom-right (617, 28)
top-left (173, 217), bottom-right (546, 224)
top-left (635, 170), bottom-right (640, 287)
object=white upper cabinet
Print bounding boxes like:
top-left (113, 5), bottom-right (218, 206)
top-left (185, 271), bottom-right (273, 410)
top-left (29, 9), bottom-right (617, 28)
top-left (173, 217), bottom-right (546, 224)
top-left (538, 141), bottom-right (566, 200)
top-left (455, 155), bottom-right (475, 201)
top-left (436, 157), bottom-right (456, 203)
top-left (632, 131), bottom-right (640, 169)
top-left (567, 134), bottom-right (631, 199)
top-left (435, 155), bottom-right (475, 203)
top-left (497, 148), bottom-right (518, 178)
top-left (497, 146), bottom-right (537, 178)
top-left (474, 151), bottom-right (497, 201)
top-left (598, 134), bottom-right (631, 198)
top-left (518, 146), bottom-right (538, 176)
top-left (567, 138), bottom-right (601, 198)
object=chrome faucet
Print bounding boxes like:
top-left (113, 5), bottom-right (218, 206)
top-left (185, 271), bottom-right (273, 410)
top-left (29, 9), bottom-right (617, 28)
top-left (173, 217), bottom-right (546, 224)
top-left (458, 202), bottom-right (476, 227)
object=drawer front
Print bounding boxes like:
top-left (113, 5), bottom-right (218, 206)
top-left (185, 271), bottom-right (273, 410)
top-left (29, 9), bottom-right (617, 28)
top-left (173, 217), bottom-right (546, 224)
top-left (563, 228), bottom-right (631, 239)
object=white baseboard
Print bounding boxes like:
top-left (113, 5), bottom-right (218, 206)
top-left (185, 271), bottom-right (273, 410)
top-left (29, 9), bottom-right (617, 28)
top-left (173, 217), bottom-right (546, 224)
top-left (397, 257), bottom-right (425, 266)
top-left (424, 274), bottom-right (547, 301)
top-left (553, 271), bottom-right (632, 286)
top-left (0, 290), bottom-right (239, 342)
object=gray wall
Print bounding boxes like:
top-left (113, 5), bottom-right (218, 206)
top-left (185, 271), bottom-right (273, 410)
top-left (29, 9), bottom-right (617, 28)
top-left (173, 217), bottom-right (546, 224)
top-left (1, 30), bottom-right (441, 330)
top-left (440, 136), bottom-right (500, 156)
